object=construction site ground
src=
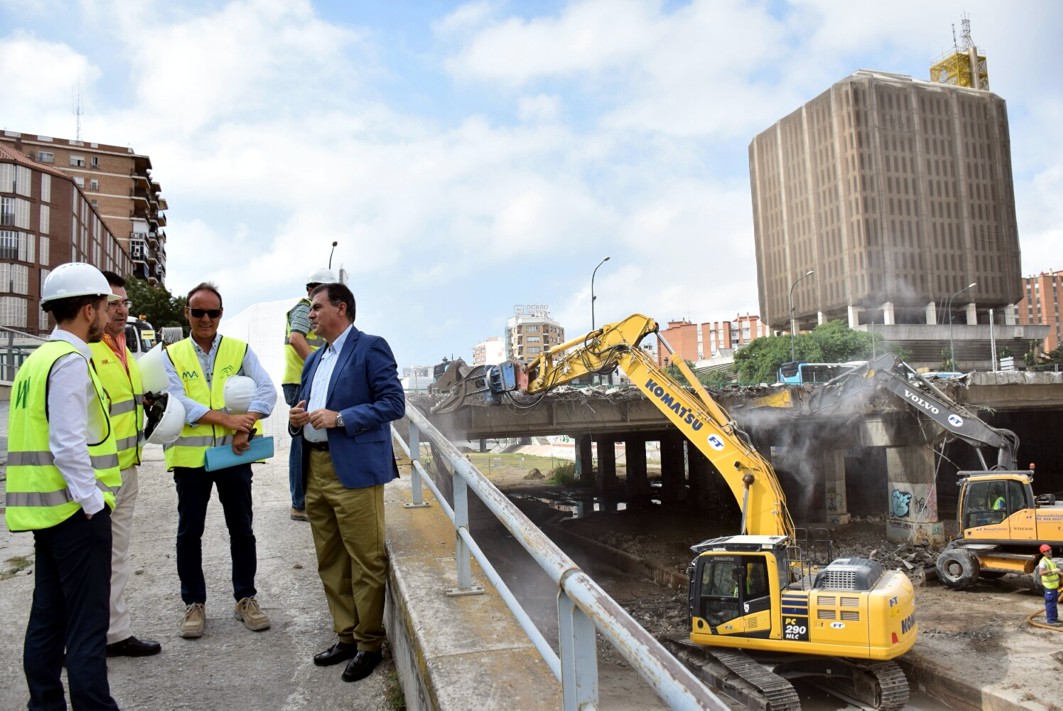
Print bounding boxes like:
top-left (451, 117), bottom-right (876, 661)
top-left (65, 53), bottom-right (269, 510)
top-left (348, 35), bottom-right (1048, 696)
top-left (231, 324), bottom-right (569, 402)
top-left (482, 445), bottom-right (1061, 711)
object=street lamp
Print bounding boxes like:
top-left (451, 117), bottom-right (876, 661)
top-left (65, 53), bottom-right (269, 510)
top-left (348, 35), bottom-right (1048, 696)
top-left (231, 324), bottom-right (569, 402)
top-left (591, 256), bottom-right (610, 331)
top-left (788, 270), bottom-right (815, 362)
top-left (948, 282), bottom-right (977, 370)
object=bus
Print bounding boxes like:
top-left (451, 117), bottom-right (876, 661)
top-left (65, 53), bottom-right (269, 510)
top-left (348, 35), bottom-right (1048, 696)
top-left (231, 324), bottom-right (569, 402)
top-left (776, 360), bottom-right (867, 385)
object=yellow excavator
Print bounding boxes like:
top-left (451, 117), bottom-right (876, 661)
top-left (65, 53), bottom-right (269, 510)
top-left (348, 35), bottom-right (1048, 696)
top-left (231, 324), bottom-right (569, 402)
top-left (432, 314), bottom-right (916, 710)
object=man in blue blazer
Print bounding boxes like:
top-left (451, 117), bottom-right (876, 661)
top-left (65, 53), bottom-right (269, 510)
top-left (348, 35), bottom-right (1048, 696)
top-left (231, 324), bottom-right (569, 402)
top-left (288, 282), bottom-right (405, 682)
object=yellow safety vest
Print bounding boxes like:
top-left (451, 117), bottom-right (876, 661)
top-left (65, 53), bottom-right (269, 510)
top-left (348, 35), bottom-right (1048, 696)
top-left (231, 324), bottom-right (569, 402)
top-left (283, 297), bottom-right (325, 384)
top-left (5, 341), bottom-right (121, 531)
top-left (1041, 557), bottom-right (1060, 590)
top-left (163, 337), bottom-right (262, 470)
top-left (89, 342), bottom-right (144, 469)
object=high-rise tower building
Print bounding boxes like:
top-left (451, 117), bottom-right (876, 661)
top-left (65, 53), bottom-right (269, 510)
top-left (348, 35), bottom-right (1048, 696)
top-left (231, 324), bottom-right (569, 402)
top-left (747, 65), bottom-right (1034, 367)
top-left (0, 130), bottom-right (167, 285)
top-left (1018, 270), bottom-right (1063, 355)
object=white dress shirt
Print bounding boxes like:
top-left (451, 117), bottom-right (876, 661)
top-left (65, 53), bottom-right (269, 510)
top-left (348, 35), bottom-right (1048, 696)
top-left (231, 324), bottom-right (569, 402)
top-left (303, 324), bottom-right (352, 443)
top-left (48, 329), bottom-right (108, 516)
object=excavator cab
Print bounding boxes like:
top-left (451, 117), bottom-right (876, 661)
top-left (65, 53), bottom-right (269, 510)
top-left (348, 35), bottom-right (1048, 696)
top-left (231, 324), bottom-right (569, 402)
top-left (957, 473), bottom-right (1031, 531)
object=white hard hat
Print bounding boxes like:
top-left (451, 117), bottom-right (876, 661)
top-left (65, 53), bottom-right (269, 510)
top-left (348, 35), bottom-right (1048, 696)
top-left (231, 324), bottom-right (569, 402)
top-left (223, 375), bottom-right (256, 414)
top-left (306, 268), bottom-right (336, 286)
top-left (138, 344), bottom-right (170, 394)
top-left (41, 262), bottom-right (119, 307)
top-left (145, 393), bottom-right (186, 445)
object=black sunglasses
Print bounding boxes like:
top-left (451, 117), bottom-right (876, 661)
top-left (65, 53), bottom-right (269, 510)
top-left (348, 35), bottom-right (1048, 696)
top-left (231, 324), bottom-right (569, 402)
top-left (189, 308), bottom-right (222, 319)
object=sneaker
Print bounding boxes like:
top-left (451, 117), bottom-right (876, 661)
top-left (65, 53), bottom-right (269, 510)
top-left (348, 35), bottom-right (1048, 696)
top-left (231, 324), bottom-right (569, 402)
top-left (290, 508), bottom-right (309, 522)
top-left (180, 603), bottom-right (205, 639)
top-left (234, 596), bottom-right (271, 631)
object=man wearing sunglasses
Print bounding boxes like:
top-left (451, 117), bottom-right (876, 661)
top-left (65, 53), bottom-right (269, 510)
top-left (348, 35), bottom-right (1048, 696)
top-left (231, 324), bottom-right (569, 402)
top-left (161, 282), bottom-right (277, 640)
top-left (88, 272), bottom-right (161, 658)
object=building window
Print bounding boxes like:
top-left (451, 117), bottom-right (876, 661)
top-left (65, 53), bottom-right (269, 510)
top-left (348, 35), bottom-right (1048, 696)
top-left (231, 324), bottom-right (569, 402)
top-left (0, 295), bottom-right (28, 328)
top-left (37, 151), bottom-right (54, 163)
top-left (89, 179), bottom-right (99, 191)
top-left (70, 155), bottom-right (86, 167)
top-left (73, 176), bottom-right (85, 188)
top-left (90, 156), bottom-right (99, 169)
top-left (41, 174), bottom-right (51, 203)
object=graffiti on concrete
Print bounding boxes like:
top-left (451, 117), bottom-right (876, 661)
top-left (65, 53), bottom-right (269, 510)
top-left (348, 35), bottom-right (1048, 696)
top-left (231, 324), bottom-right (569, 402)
top-left (888, 482), bottom-right (938, 522)
top-left (890, 489), bottom-right (914, 517)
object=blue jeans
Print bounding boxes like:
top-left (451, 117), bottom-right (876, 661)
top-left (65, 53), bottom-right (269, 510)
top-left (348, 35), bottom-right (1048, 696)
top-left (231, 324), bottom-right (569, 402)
top-left (283, 383), bottom-right (305, 510)
top-left (26, 508), bottom-right (119, 710)
top-left (1046, 588), bottom-right (1059, 623)
top-left (173, 464), bottom-right (257, 604)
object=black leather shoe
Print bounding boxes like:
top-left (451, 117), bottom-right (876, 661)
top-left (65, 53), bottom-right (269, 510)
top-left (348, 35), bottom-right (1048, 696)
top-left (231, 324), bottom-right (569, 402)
top-left (313, 641), bottom-right (358, 667)
top-left (342, 650), bottom-right (382, 682)
top-left (106, 636), bottom-right (162, 657)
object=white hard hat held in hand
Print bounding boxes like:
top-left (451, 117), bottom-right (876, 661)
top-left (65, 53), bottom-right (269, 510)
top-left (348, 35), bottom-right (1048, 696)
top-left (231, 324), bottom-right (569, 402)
top-left (145, 393), bottom-right (185, 445)
top-left (139, 344), bottom-right (170, 395)
top-left (223, 375), bottom-right (256, 414)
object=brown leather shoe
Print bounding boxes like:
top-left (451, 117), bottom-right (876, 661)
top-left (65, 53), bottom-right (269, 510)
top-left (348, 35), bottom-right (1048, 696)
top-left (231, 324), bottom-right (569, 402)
top-left (342, 650), bottom-right (382, 682)
top-left (290, 508), bottom-right (309, 521)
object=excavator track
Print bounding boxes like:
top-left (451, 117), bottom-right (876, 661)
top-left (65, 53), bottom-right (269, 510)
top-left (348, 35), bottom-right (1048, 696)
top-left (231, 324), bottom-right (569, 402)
top-left (851, 660), bottom-right (909, 711)
top-left (664, 639), bottom-right (801, 710)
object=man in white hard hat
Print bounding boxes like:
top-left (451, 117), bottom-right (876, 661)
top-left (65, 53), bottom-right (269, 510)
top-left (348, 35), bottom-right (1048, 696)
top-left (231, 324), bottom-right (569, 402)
top-left (161, 282), bottom-right (277, 640)
top-left (282, 268), bottom-right (335, 521)
top-left (88, 271), bottom-right (162, 658)
top-left (6, 262), bottom-right (121, 709)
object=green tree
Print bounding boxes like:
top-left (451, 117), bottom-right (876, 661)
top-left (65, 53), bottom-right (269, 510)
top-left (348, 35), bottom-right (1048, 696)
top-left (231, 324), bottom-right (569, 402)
top-left (124, 276), bottom-right (187, 331)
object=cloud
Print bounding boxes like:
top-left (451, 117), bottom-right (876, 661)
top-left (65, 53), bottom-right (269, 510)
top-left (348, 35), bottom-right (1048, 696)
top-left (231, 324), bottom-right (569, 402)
top-left (0, 30), bottom-right (99, 131)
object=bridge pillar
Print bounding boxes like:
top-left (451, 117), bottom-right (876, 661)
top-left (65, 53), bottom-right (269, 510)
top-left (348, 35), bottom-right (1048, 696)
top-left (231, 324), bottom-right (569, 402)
top-left (596, 437), bottom-right (619, 497)
top-left (575, 435), bottom-right (593, 485)
top-left (819, 449), bottom-right (850, 525)
top-left (884, 444), bottom-right (946, 545)
top-left (660, 432), bottom-right (686, 502)
top-left (624, 437), bottom-right (649, 500)
top-left (687, 446), bottom-right (731, 510)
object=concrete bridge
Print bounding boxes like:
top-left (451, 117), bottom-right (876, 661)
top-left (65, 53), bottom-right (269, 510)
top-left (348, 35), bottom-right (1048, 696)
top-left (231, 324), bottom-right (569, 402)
top-left (417, 370), bottom-right (1063, 545)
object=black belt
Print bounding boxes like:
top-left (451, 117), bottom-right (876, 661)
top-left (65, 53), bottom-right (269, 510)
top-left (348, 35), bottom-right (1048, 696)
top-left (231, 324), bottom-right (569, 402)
top-left (305, 440), bottom-right (329, 452)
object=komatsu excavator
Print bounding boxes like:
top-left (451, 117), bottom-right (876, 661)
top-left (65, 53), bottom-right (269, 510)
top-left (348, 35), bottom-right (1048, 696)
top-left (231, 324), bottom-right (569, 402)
top-left (432, 314), bottom-right (916, 710)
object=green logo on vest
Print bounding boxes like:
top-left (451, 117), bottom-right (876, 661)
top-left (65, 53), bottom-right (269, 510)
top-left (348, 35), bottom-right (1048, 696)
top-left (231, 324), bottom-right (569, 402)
top-left (182, 371), bottom-right (199, 380)
top-left (220, 365), bottom-right (235, 376)
top-left (14, 378), bottom-right (29, 409)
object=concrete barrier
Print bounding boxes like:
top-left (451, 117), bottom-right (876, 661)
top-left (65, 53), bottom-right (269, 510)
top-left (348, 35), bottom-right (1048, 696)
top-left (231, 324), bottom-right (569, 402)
top-left (385, 474), bottom-right (561, 710)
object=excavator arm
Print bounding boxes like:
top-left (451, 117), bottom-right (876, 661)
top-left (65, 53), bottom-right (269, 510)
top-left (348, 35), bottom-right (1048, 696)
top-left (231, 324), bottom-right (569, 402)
top-left (432, 314), bottom-right (796, 540)
top-left (866, 354), bottom-right (1019, 469)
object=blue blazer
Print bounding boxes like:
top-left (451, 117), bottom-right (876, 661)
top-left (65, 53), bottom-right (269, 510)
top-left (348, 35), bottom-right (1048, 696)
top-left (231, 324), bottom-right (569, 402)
top-left (297, 325), bottom-right (405, 489)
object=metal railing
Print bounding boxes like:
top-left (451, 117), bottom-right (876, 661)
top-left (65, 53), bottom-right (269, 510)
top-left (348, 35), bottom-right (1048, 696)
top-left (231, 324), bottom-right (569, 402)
top-left (394, 404), bottom-right (725, 711)
top-left (0, 325), bottom-right (47, 382)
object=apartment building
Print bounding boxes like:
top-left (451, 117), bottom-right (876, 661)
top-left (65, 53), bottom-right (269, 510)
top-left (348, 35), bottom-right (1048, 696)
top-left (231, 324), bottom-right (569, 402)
top-left (1018, 270), bottom-right (1063, 354)
top-left (0, 143), bottom-right (134, 334)
top-left (656, 314), bottom-right (770, 368)
top-left (0, 130), bottom-right (167, 285)
top-left (505, 305), bottom-right (565, 365)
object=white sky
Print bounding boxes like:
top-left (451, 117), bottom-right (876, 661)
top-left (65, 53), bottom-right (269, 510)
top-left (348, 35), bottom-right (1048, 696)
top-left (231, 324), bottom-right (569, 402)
top-left (2, 0), bottom-right (1059, 370)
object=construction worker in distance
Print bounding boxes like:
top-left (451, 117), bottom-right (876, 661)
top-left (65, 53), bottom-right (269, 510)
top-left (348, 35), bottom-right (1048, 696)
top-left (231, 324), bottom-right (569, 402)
top-left (1035, 544), bottom-right (1062, 626)
top-left (282, 267), bottom-right (335, 521)
top-left (5, 262), bottom-right (121, 709)
top-left (990, 486), bottom-right (1005, 511)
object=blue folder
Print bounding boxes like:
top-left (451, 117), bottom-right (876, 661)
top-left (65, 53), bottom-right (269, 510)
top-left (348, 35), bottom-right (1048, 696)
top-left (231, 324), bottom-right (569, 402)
top-left (203, 436), bottom-right (275, 472)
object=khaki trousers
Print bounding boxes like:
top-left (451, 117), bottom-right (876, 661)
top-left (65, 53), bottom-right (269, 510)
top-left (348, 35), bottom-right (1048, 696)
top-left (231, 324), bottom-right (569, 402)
top-left (306, 449), bottom-right (387, 651)
top-left (108, 465), bottom-right (138, 644)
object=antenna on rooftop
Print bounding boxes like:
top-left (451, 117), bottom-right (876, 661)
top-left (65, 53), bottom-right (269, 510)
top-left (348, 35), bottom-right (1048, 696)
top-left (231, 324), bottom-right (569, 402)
top-left (73, 79), bottom-right (84, 141)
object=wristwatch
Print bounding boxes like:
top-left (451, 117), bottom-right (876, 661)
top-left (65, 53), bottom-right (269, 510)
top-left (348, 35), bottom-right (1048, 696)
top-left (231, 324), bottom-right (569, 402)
top-left (335, 412), bottom-right (345, 428)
